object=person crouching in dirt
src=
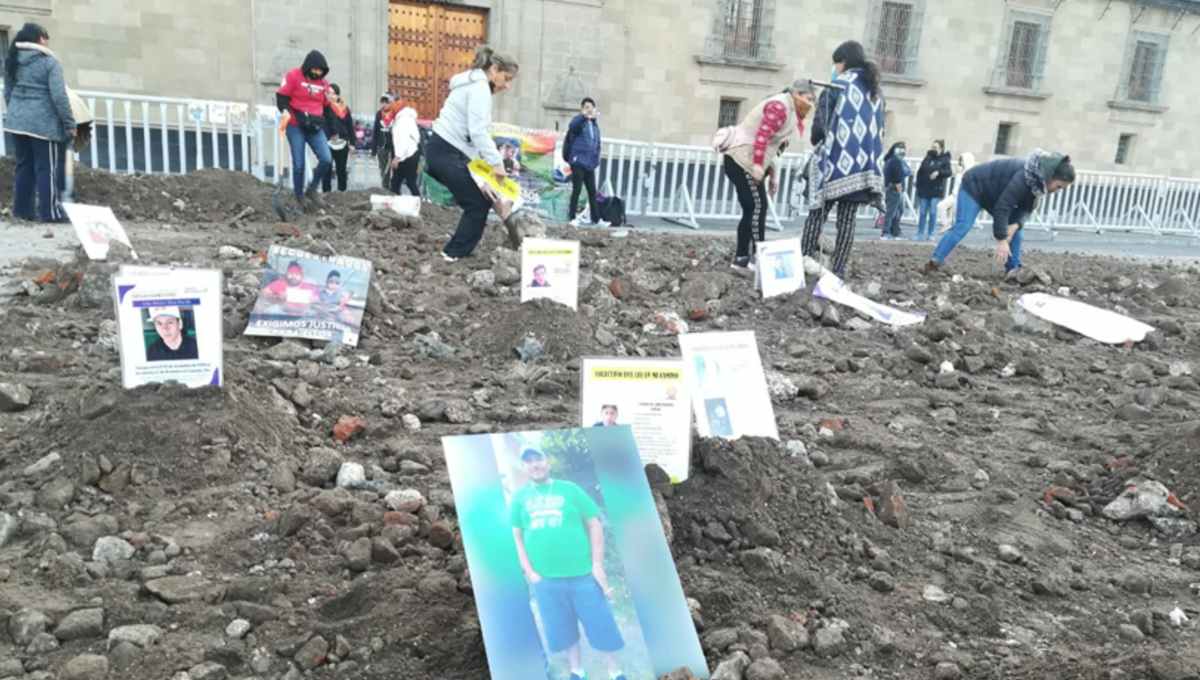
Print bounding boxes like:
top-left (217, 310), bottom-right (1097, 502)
top-left (322, 84), bottom-right (355, 193)
top-left (5, 22), bottom-right (75, 223)
top-left (276, 50), bottom-right (334, 211)
top-left (721, 80), bottom-right (815, 270)
top-left (923, 150), bottom-right (1075, 276)
top-left (801, 40), bottom-right (886, 279)
top-left (426, 45), bottom-right (520, 263)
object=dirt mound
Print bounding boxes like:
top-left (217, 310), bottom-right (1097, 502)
top-left (3, 182), bottom-right (1200, 679)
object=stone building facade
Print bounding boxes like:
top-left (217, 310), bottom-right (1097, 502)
top-left (5, 0), bottom-right (1200, 176)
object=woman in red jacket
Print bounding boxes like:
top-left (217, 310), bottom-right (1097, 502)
top-left (276, 51), bottom-right (333, 209)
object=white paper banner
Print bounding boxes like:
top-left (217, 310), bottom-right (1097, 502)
top-left (1018, 293), bottom-right (1154, 344)
top-left (813, 273), bottom-right (926, 327)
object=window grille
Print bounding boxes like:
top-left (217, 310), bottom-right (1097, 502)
top-left (992, 9), bottom-right (1051, 91)
top-left (1117, 31), bottom-right (1168, 104)
top-left (866, 0), bottom-right (926, 76)
top-left (718, 99), bottom-right (741, 128)
top-left (995, 123), bottom-right (1016, 156)
top-left (704, 0), bottom-right (776, 62)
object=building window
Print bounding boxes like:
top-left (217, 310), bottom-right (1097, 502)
top-left (1118, 31), bottom-right (1168, 104)
top-left (0, 29), bottom-right (8, 74)
top-left (1115, 134), bottom-right (1135, 165)
top-left (704, 0), bottom-right (776, 62)
top-left (993, 9), bottom-right (1051, 91)
top-left (718, 99), bottom-right (741, 128)
top-left (866, 0), bottom-right (926, 76)
top-left (995, 123), bottom-right (1016, 156)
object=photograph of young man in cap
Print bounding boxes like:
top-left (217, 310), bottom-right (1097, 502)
top-left (145, 306), bottom-right (199, 362)
top-left (510, 447), bottom-right (628, 680)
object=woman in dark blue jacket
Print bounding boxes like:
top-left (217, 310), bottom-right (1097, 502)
top-left (881, 142), bottom-right (910, 239)
top-left (564, 97), bottom-right (604, 226)
top-left (925, 150), bottom-right (1075, 274)
top-left (4, 23), bottom-right (75, 223)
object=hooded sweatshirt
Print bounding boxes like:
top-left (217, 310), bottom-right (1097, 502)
top-left (4, 42), bottom-right (75, 142)
top-left (391, 107), bottom-right (421, 162)
top-left (276, 50), bottom-right (330, 127)
top-left (432, 69), bottom-right (502, 166)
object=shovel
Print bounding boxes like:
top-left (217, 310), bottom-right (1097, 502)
top-left (272, 115), bottom-right (298, 222)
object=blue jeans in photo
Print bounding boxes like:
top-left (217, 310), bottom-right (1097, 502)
top-left (916, 196), bottom-right (939, 240)
top-left (531, 575), bottom-right (625, 654)
top-left (285, 123), bottom-right (332, 200)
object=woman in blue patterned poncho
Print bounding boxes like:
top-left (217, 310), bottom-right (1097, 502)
top-left (801, 40), bottom-right (886, 278)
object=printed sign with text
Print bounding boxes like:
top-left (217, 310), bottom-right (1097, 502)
top-left (63, 203), bottom-right (137, 261)
top-left (245, 245), bottom-right (373, 346)
top-left (520, 238), bottom-right (580, 310)
top-left (677, 330), bottom-right (778, 440)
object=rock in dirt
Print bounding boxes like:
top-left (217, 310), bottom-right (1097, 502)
top-left (767, 614), bottom-right (809, 652)
top-left (877, 480), bottom-right (912, 529)
top-left (225, 618), bottom-right (251, 639)
top-left (710, 651), bottom-right (750, 680)
top-left (189, 661), bottom-right (228, 680)
top-left (0, 382), bottom-right (32, 411)
top-left (92, 535), bottom-right (136, 563)
top-left (9, 608), bottom-right (50, 646)
top-left (1117, 623), bottom-right (1145, 643)
top-left (869, 571), bottom-right (897, 592)
top-left (54, 608), bottom-right (104, 641)
top-left (746, 658), bottom-right (786, 680)
top-left (335, 462), bottom-right (366, 488)
top-left (107, 623), bottom-right (163, 649)
top-left (812, 625), bottom-right (847, 657)
top-left (934, 661), bottom-right (963, 679)
top-left (384, 489), bottom-right (426, 513)
top-left (61, 654), bottom-right (109, 680)
top-left (295, 634), bottom-right (330, 670)
top-left (266, 340), bottom-right (310, 362)
top-left (143, 575), bottom-right (213, 604)
top-left (333, 415), bottom-right (367, 442)
top-left (998, 544), bottom-right (1024, 564)
top-left (345, 537), bottom-right (372, 572)
top-left (301, 447), bottom-right (343, 486)
top-left (0, 511), bottom-right (17, 548)
top-left (23, 451), bottom-right (62, 477)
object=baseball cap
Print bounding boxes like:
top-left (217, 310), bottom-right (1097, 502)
top-left (520, 448), bottom-right (545, 462)
top-left (149, 306), bottom-right (181, 320)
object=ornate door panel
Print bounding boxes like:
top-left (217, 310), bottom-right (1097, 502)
top-left (389, 1), bottom-right (488, 120)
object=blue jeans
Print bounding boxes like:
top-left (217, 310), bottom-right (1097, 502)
top-left (12, 134), bottom-right (67, 222)
top-left (916, 196), bottom-right (939, 239)
top-left (883, 189), bottom-right (903, 237)
top-left (930, 190), bottom-right (1024, 271)
top-left (285, 124), bottom-right (332, 200)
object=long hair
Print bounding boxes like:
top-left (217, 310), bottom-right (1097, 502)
top-left (832, 40), bottom-right (881, 101)
top-left (883, 141), bottom-right (906, 162)
top-left (470, 45), bottom-right (519, 75)
top-left (6, 23), bottom-right (49, 83)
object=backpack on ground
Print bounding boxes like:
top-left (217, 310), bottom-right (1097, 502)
top-left (596, 194), bottom-right (626, 226)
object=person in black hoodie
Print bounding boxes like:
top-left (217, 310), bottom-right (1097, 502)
top-left (914, 140), bottom-right (952, 240)
top-left (276, 50), bottom-right (333, 209)
top-left (322, 84), bottom-right (355, 192)
top-left (881, 142), bottom-right (910, 239)
top-left (925, 150), bottom-right (1075, 274)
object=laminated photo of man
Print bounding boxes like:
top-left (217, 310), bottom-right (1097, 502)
top-left (511, 448), bottom-right (628, 680)
top-left (772, 253), bottom-right (792, 281)
top-left (145, 307), bottom-right (199, 362)
top-left (499, 140), bottom-right (522, 176)
top-left (530, 264), bottom-right (550, 288)
top-left (593, 404), bottom-right (618, 428)
top-left (261, 260), bottom-right (320, 315)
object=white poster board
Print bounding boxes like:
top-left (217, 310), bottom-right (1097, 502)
top-left (245, 245), bottom-right (373, 347)
top-left (1018, 293), bottom-right (1155, 344)
top-left (813, 272), bottom-right (926, 327)
top-left (520, 238), bottom-right (580, 310)
top-left (580, 357), bottom-right (692, 482)
top-left (755, 238), bottom-right (804, 298)
top-left (62, 203), bottom-right (137, 261)
top-left (208, 103), bottom-right (229, 126)
top-left (369, 194), bottom-right (421, 217)
top-left (678, 331), bottom-right (778, 440)
top-left (113, 267), bottom-right (223, 389)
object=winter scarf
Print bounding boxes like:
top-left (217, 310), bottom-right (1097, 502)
top-left (1024, 149), bottom-right (1066, 198)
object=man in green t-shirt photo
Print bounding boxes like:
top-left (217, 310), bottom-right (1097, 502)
top-left (511, 448), bottom-right (628, 680)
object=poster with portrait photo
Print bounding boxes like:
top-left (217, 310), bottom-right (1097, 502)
top-left (62, 203), bottom-right (138, 261)
top-left (112, 266), bottom-right (222, 389)
top-left (442, 427), bottom-right (708, 680)
top-left (678, 331), bottom-right (778, 440)
top-left (245, 245), bottom-right (373, 346)
top-left (579, 358), bottom-right (692, 483)
top-left (754, 238), bottom-right (804, 299)
top-left (520, 238), bottom-right (580, 310)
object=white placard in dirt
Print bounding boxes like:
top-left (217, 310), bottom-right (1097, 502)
top-left (369, 194), bottom-right (421, 217)
top-left (580, 357), bottom-right (692, 482)
top-left (113, 266), bottom-right (223, 389)
top-left (755, 238), bottom-right (804, 298)
top-left (208, 103), bottom-right (229, 126)
top-left (1018, 292), bottom-right (1155, 344)
top-left (678, 330), bottom-right (778, 440)
top-left (813, 272), bottom-right (926, 327)
top-left (520, 237), bottom-right (580, 310)
top-left (62, 203), bottom-right (137, 261)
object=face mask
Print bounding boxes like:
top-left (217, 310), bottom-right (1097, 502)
top-left (796, 97), bottom-right (813, 118)
top-left (896, 149), bottom-right (907, 158)
top-left (831, 66), bottom-right (839, 81)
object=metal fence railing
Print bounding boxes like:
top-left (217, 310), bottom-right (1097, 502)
top-left (2, 86), bottom-right (1198, 238)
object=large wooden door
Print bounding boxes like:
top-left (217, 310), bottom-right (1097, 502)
top-left (388, 1), bottom-right (488, 120)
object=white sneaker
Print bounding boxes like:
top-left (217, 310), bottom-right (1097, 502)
top-left (569, 217), bottom-right (583, 227)
top-left (441, 252), bottom-right (459, 263)
top-left (596, 219), bottom-right (611, 228)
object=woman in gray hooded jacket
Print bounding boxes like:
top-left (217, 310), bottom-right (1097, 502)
top-left (426, 45), bottom-right (519, 262)
top-left (4, 23), bottom-right (75, 223)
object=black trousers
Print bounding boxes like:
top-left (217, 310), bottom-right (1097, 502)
top-left (801, 200), bottom-right (860, 276)
top-left (569, 163), bottom-right (599, 222)
top-left (322, 146), bottom-right (350, 192)
top-left (425, 134), bottom-right (492, 258)
top-left (12, 134), bottom-right (67, 222)
top-left (390, 152), bottom-right (422, 196)
top-left (723, 156), bottom-right (767, 259)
